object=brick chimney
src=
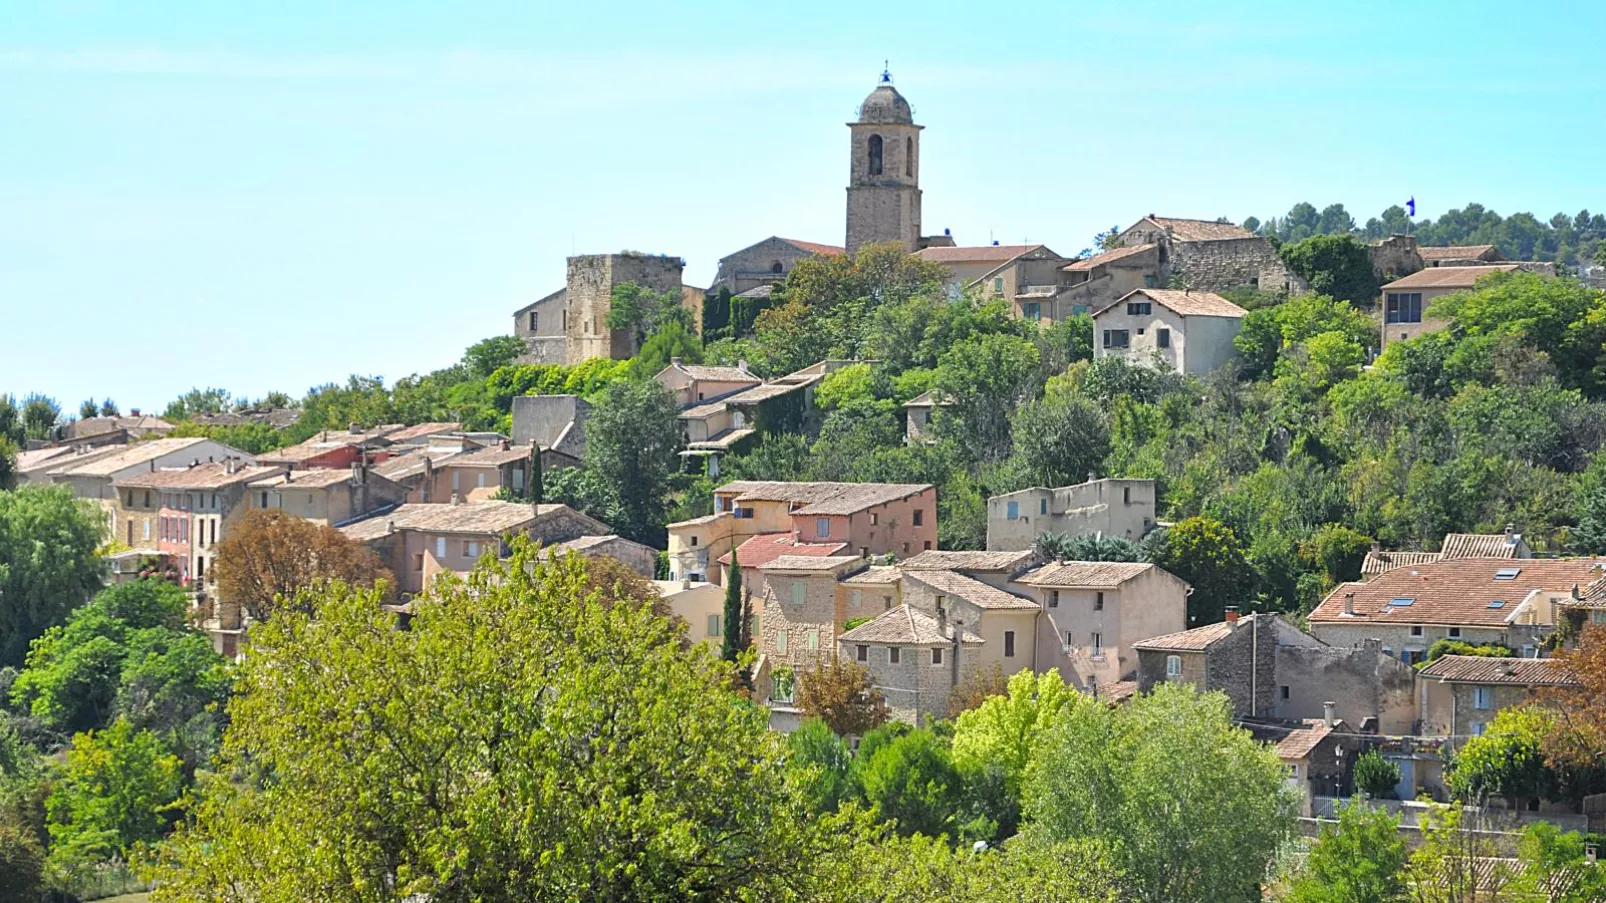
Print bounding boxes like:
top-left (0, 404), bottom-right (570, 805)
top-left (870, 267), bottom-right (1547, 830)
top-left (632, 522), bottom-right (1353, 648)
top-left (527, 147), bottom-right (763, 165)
top-left (1224, 606), bottom-right (1240, 624)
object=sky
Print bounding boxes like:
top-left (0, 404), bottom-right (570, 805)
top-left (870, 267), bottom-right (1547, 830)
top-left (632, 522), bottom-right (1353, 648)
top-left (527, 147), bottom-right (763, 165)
top-left (3, 0), bottom-right (1605, 413)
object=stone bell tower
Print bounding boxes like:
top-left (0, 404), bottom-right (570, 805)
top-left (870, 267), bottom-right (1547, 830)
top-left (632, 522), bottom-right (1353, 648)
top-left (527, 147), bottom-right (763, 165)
top-left (845, 67), bottom-right (922, 254)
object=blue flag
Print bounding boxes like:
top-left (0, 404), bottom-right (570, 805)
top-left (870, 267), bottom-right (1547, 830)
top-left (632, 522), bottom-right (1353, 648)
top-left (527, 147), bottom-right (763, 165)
top-left (1407, 196), bottom-right (1416, 217)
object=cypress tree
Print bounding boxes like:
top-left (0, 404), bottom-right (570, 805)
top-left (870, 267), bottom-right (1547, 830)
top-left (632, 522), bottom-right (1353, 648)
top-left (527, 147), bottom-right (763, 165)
top-left (721, 563), bottom-right (744, 662)
top-left (529, 447), bottom-right (544, 504)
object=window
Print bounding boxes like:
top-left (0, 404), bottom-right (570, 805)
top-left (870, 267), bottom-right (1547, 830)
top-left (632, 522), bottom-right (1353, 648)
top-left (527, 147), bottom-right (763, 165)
top-left (808, 630), bottom-right (820, 651)
top-left (476, 473), bottom-right (486, 489)
top-left (791, 581), bottom-right (806, 605)
top-left (912, 509), bottom-right (924, 527)
top-left (883, 595), bottom-right (893, 610)
top-left (1091, 632), bottom-right (1103, 656)
top-left (529, 311), bottom-right (538, 333)
top-left (905, 136), bottom-right (913, 176)
top-left (1385, 292), bottom-right (1423, 324)
top-left (869, 513), bottom-right (878, 526)
top-left (1157, 328), bottom-right (1171, 349)
top-left (1094, 591), bottom-right (1104, 611)
top-left (127, 522), bottom-right (133, 545)
top-left (413, 553), bottom-right (424, 571)
top-left (1004, 630), bottom-right (1016, 657)
top-left (1126, 301), bottom-right (1152, 316)
top-left (210, 493), bottom-right (217, 509)
top-left (867, 134), bottom-right (883, 175)
top-left (451, 471), bottom-right (461, 492)
top-left (1472, 686), bottom-right (1494, 710)
top-left (923, 540), bottom-right (931, 550)
top-left (707, 614), bottom-right (721, 638)
top-left (1472, 722), bottom-right (1487, 736)
top-left (690, 535), bottom-right (698, 547)
top-left (1065, 631), bottom-right (1074, 646)
top-left (1166, 654), bottom-right (1182, 678)
top-left (1488, 599), bottom-right (1508, 609)
top-left (851, 589), bottom-right (862, 608)
top-left (889, 646), bottom-right (901, 664)
top-left (466, 540), bottom-right (481, 557)
top-left (1123, 486), bottom-right (1131, 504)
top-left (815, 518), bottom-right (830, 538)
top-left (143, 491), bottom-right (151, 508)
top-left (260, 491), bottom-right (268, 508)
top-left (771, 261), bottom-right (784, 274)
top-left (125, 491), bottom-right (133, 508)
top-left (1007, 500), bottom-right (1020, 520)
top-left (1102, 329), bottom-right (1131, 349)
top-left (196, 556), bottom-right (205, 579)
top-left (931, 647), bottom-right (944, 666)
top-left (435, 537), bottom-right (447, 558)
top-left (1391, 597), bottom-right (1415, 607)
top-left (1144, 274), bottom-right (1157, 288)
top-left (1448, 627), bottom-right (1462, 638)
top-left (1049, 590), bottom-right (1059, 608)
top-left (1280, 685), bottom-right (1291, 700)
top-left (857, 644), bottom-right (868, 662)
top-left (776, 630), bottom-right (788, 655)
top-left (1024, 302), bottom-right (1041, 320)
top-left (1411, 625), bottom-right (1423, 637)
top-left (142, 520), bottom-right (150, 540)
top-left (1040, 498), bottom-right (1048, 515)
top-left (1494, 567), bottom-right (1522, 581)
top-left (992, 277), bottom-right (1004, 294)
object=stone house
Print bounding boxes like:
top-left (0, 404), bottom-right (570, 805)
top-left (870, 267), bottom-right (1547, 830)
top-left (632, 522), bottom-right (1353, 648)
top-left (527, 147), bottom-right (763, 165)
top-left (1308, 557), bottom-right (1606, 662)
top-left (708, 236), bottom-right (843, 297)
top-left (256, 425), bottom-right (407, 471)
top-left (115, 460), bottom-right (286, 591)
top-left (419, 441), bottom-right (538, 503)
top-left (914, 244), bottom-right (1071, 316)
top-left (656, 359), bottom-right (760, 409)
top-left (245, 463), bottom-right (409, 527)
top-left (1113, 215), bottom-right (1306, 295)
top-left (652, 579), bottom-right (727, 648)
top-left (340, 500), bottom-right (615, 597)
top-left (986, 477), bottom-right (1157, 551)
top-left (65, 413), bottom-right (174, 442)
top-left (1379, 264), bottom-right (1521, 349)
top-left (901, 391), bottom-right (951, 443)
top-left (1091, 288), bottom-right (1248, 376)
top-left (370, 437), bottom-right (481, 503)
top-left (1053, 243), bottom-right (1162, 319)
top-left (839, 601), bottom-right (985, 725)
top-left (16, 444), bottom-right (123, 486)
top-left (1265, 717), bottom-right (1365, 816)
top-left (758, 555), bottom-right (869, 699)
top-left (549, 533), bottom-right (657, 578)
top-left (1012, 560), bottom-right (1190, 691)
top-left (716, 531), bottom-right (847, 597)
top-left (666, 480), bottom-right (937, 584)
top-left (1418, 244), bottom-right (1506, 268)
top-left (49, 437), bottom-right (253, 542)
top-left (1417, 654), bottom-right (1578, 740)
top-left (511, 253), bottom-right (702, 365)
top-left (510, 395), bottom-right (590, 469)
top-left (665, 361), bottom-right (841, 475)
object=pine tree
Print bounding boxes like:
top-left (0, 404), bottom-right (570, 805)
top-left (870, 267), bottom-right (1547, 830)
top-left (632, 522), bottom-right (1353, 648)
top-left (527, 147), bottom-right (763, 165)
top-left (722, 563), bottom-right (744, 662)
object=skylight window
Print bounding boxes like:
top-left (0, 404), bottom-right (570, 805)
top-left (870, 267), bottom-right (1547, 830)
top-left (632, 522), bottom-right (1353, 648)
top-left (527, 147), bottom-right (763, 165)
top-left (1494, 568), bottom-right (1522, 580)
top-left (1487, 599), bottom-right (1508, 609)
top-left (1391, 597), bottom-right (1415, 607)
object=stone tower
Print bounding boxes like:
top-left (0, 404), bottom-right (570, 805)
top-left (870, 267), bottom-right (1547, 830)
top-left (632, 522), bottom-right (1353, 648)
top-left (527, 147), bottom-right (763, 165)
top-left (564, 252), bottom-right (685, 364)
top-left (845, 69), bottom-right (922, 254)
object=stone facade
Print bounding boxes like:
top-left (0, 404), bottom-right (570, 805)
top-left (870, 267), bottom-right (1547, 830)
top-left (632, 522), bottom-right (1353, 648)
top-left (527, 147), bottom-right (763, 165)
top-left (759, 561), bottom-right (863, 674)
top-left (1274, 638), bottom-right (1418, 735)
top-left (511, 253), bottom-right (688, 366)
top-left (846, 76), bottom-right (923, 253)
top-left (1368, 235), bottom-right (1425, 283)
top-left (1136, 615), bottom-right (1281, 719)
top-left (510, 395), bottom-right (590, 464)
top-left (987, 478), bottom-right (1157, 551)
top-left (1169, 237), bottom-right (1304, 293)
top-left (709, 237), bottom-right (843, 297)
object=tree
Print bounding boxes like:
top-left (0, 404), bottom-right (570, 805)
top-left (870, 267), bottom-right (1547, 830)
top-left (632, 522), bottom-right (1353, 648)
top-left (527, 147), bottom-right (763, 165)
top-left (1353, 749), bottom-right (1402, 799)
top-left (20, 394), bottom-right (60, 441)
top-left (721, 562), bottom-right (745, 662)
top-left (161, 387), bottom-right (232, 421)
top-left (147, 542), bottom-right (847, 899)
top-left (1509, 822), bottom-right (1606, 902)
top-left (1283, 799), bottom-right (1407, 903)
top-left (0, 820), bottom-right (46, 902)
top-left (1541, 625), bottom-right (1606, 773)
top-left (606, 281), bottom-right (692, 351)
top-left (0, 485), bottom-right (106, 667)
top-left (633, 319), bottom-right (704, 377)
top-left (1146, 516), bottom-right (1254, 625)
top-left (0, 395), bottom-right (19, 446)
top-left (1405, 803), bottom-right (1512, 903)
top-left (951, 668), bottom-right (1077, 797)
top-left (0, 436), bottom-right (16, 491)
top-left (1279, 234), bottom-right (1379, 305)
top-left (78, 398), bottom-right (100, 420)
top-left (461, 335), bottom-right (527, 378)
top-left (1299, 523), bottom-right (1374, 584)
top-left (788, 718), bottom-right (855, 815)
top-left (933, 333), bottom-right (1041, 460)
top-left (211, 508), bottom-right (394, 623)
top-left (99, 398), bottom-right (120, 417)
top-left (46, 718), bottom-right (182, 870)
top-left (1450, 707), bottom-right (1558, 807)
top-left (796, 656), bottom-right (888, 737)
top-left (580, 378), bottom-right (683, 545)
top-left (947, 662), bottom-right (1008, 717)
top-left (813, 831), bottom-right (1126, 903)
top-left (1022, 682), bottom-right (1297, 903)
top-left (856, 728), bottom-right (961, 839)
top-left (1033, 531), bottom-right (1145, 563)
top-left (1009, 388), bottom-right (1111, 488)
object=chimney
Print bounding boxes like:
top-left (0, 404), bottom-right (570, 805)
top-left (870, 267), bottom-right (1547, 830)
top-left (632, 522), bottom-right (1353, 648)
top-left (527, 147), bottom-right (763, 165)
top-left (349, 421), bottom-right (360, 434)
top-left (681, 578), bottom-right (692, 590)
top-left (284, 470), bottom-right (293, 483)
top-left (1344, 592), bottom-right (1356, 616)
top-left (737, 358), bottom-right (749, 373)
top-left (1323, 701), bottom-right (1337, 727)
top-left (500, 438), bottom-right (510, 451)
top-left (1505, 522), bottom-right (1515, 540)
top-left (450, 492), bottom-right (461, 506)
top-left (1224, 606), bottom-right (1240, 624)
top-left (1370, 541), bottom-right (1381, 553)
top-left (130, 408), bottom-right (141, 416)
top-left (935, 599), bottom-right (947, 633)
top-left (1574, 583), bottom-right (1583, 601)
top-left (351, 461), bottom-right (362, 483)
top-left (670, 357), bottom-right (682, 366)
top-left (386, 520), bottom-right (395, 535)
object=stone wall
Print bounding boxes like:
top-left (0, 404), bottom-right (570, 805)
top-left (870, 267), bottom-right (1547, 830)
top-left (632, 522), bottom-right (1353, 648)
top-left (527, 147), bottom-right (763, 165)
top-left (511, 395), bottom-right (590, 453)
top-left (711, 237), bottom-right (821, 296)
top-left (564, 253), bottom-right (685, 364)
top-left (1169, 237), bottom-right (1307, 294)
top-left (1369, 235), bottom-right (1424, 282)
top-left (760, 572), bottom-right (841, 672)
top-left (1275, 640), bottom-right (1418, 735)
top-left (1201, 618), bottom-right (1280, 719)
top-left (517, 337), bottom-right (567, 365)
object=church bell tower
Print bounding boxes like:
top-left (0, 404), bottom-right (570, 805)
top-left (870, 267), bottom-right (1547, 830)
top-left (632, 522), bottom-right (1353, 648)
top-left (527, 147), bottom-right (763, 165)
top-left (845, 67), bottom-right (922, 254)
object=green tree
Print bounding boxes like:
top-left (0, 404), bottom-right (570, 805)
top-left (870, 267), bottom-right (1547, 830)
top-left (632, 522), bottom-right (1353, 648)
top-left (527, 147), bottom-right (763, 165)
top-left (1147, 516), bottom-right (1254, 625)
top-left (1033, 532), bottom-right (1146, 563)
top-left (857, 728), bottom-right (962, 839)
top-left (0, 820), bottom-right (46, 902)
top-left (147, 542), bottom-right (846, 899)
top-left (0, 485), bottom-right (106, 667)
top-left (1353, 749), bottom-right (1403, 799)
top-left (933, 332), bottom-right (1041, 460)
top-left (1023, 682), bottom-right (1296, 903)
top-left (1510, 822), bottom-right (1606, 902)
top-left (788, 718), bottom-right (855, 816)
top-left (461, 335), bottom-right (528, 378)
top-left (1448, 707), bottom-right (1557, 807)
top-left (606, 281), bottom-right (692, 351)
top-left (581, 378), bottom-right (683, 545)
top-left (951, 668), bottom-right (1078, 797)
top-left (796, 657), bottom-right (887, 738)
top-left (46, 718), bottom-right (182, 869)
top-left (1279, 234), bottom-right (1379, 305)
top-left (160, 387), bottom-right (232, 421)
top-left (0, 394), bottom-right (21, 446)
top-left (1009, 388), bottom-right (1111, 488)
top-left (0, 436), bottom-right (16, 491)
top-left (100, 398), bottom-right (121, 417)
top-left (20, 394), bottom-right (60, 441)
top-left (721, 562), bottom-right (744, 662)
top-left (1283, 799), bottom-right (1408, 903)
top-left (1299, 523), bottom-right (1374, 584)
top-left (632, 319), bottom-right (704, 376)
top-left (78, 398), bottom-right (100, 420)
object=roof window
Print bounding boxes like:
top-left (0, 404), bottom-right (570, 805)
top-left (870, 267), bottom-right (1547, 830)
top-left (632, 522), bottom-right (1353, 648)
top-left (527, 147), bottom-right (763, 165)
top-left (1390, 597), bottom-right (1415, 607)
top-left (1494, 568), bottom-right (1522, 580)
top-left (1487, 599), bottom-right (1507, 609)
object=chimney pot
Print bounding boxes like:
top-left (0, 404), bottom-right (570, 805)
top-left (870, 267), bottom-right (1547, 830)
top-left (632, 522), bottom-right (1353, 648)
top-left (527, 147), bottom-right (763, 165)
top-left (1224, 606), bottom-right (1240, 623)
top-left (451, 492), bottom-right (461, 506)
top-left (1323, 701), bottom-right (1337, 727)
top-left (349, 422), bottom-right (360, 433)
top-left (1344, 592), bottom-right (1356, 616)
top-left (681, 578), bottom-right (692, 590)
top-left (500, 438), bottom-right (510, 450)
top-left (671, 357), bottom-right (682, 366)
top-left (130, 408), bottom-right (140, 416)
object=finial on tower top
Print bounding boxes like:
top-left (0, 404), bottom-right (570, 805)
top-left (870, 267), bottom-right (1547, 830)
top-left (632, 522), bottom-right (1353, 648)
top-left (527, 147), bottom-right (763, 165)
top-left (880, 61), bottom-right (892, 84)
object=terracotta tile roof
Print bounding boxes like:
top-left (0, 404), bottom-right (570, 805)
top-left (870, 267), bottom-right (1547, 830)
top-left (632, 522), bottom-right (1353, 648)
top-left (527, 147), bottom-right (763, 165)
top-left (372, 449), bottom-right (462, 480)
top-left (1274, 719), bottom-right (1335, 761)
top-left (1418, 244), bottom-right (1499, 262)
top-left (905, 570), bottom-right (1039, 610)
top-left (717, 533), bottom-right (848, 569)
top-left (1308, 557), bottom-right (1606, 627)
top-left (667, 512), bottom-right (723, 529)
top-left (384, 422), bottom-right (464, 444)
top-left (70, 415), bottom-right (174, 437)
top-left (673, 362), bottom-right (758, 383)
top-left (1568, 577), bottom-right (1606, 609)
top-left (118, 462), bottom-right (283, 490)
top-left (1440, 533), bottom-right (1525, 559)
top-left (758, 554), bottom-right (863, 572)
top-left (1361, 550), bottom-right (1443, 577)
top-left (899, 550), bottom-right (1037, 572)
top-left (781, 238), bottom-right (845, 255)
top-left (1093, 288), bottom-right (1247, 319)
top-left (1016, 560), bottom-right (1155, 588)
top-left (339, 500), bottom-right (550, 542)
top-left (1062, 243), bottom-right (1156, 272)
top-left (1418, 654), bottom-right (1578, 687)
top-left (1132, 619), bottom-right (1239, 652)
top-left (1381, 265), bottom-right (1519, 290)
top-left (441, 445), bottom-right (533, 468)
top-left (248, 468), bottom-right (364, 490)
top-left (842, 565), bottom-right (901, 585)
top-left (716, 480), bottom-right (931, 516)
top-left (1098, 680), bottom-right (1139, 704)
top-left (722, 380), bottom-right (812, 406)
top-left (839, 605), bottom-right (983, 646)
top-left (47, 437), bottom-right (216, 477)
top-left (902, 390), bottom-right (952, 408)
top-left (552, 534), bottom-right (650, 556)
top-left (1145, 216), bottom-right (1257, 242)
top-left (915, 244), bottom-right (1043, 264)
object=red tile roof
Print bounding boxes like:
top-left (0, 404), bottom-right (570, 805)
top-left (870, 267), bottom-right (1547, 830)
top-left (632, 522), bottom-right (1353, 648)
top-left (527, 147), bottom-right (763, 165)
top-left (781, 238), bottom-right (845, 255)
top-left (1309, 558), bottom-right (1606, 627)
top-left (1144, 216), bottom-right (1257, 242)
top-left (1017, 560), bottom-right (1156, 588)
top-left (1274, 720), bottom-right (1335, 761)
top-left (1381, 265), bottom-right (1519, 290)
top-left (1063, 243), bottom-right (1156, 272)
top-left (1418, 654), bottom-right (1577, 687)
top-left (1419, 244), bottom-right (1499, 262)
top-left (1440, 533), bottom-right (1525, 558)
top-left (717, 532), bottom-right (847, 569)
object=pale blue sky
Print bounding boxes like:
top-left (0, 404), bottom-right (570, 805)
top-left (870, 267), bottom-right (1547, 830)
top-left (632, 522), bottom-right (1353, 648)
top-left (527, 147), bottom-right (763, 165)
top-left (4, 0), bottom-right (1604, 411)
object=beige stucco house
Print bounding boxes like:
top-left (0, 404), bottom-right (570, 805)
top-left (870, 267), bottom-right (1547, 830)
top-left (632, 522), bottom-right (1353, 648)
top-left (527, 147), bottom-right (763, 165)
top-left (653, 580), bottom-right (727, 648)
top-left (1416, 654), bottom-right (1576, 740)
top-left (1091, 289), bottom-right (1247, 376)
top-left (246, 464), bottom-right (409, 527)
top-left (986, 478), bottom-right (1156, 551)
top-left (914, 243), bottom-right (1072, 320)
top-left (1011, 560), bottom-right (1189, 691)
top-left (49, 437), bottom-right (254, 543)
top-left (1379, 264), bottom-right (1521, 349)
